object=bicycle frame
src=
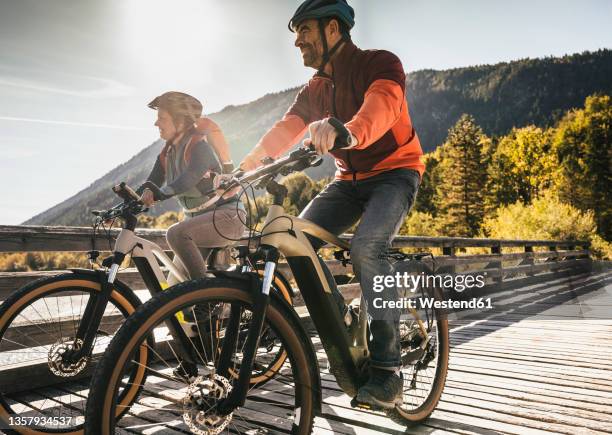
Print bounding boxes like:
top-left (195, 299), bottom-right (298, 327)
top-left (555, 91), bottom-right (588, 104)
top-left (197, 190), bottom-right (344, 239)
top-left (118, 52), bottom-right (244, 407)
top-left (261, 204), bottom-right (370, 372)
top-left (219, 201), bottom-right (370, 411)
top-left (66, 224), bottom-right (197, 365)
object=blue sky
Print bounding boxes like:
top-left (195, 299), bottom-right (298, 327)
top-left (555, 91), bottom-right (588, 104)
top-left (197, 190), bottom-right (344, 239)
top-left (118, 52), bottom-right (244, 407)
top-left (1, 0), bottom-right (611, 224)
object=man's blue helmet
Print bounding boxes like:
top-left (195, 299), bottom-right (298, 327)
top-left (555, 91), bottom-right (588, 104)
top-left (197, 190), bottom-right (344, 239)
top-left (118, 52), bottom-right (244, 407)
top-left (288, 0), bottom-right (355, 32)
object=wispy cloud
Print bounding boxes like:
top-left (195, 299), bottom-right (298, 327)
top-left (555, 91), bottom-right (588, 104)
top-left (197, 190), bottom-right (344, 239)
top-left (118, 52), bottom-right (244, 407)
top-left (0, 75), bottom-right (134, 98)
top-left (0, 115), bottom-right (149, 130)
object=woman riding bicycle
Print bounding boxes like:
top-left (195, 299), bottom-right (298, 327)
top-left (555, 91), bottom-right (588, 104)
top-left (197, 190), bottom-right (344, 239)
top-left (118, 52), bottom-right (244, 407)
top-left (139, 91), bottom-right (246, 280)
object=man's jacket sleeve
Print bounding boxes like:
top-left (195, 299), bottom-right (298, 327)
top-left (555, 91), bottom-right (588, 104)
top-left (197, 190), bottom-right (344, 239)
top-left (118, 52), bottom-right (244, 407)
top-left (257, 86), bottom-right (310, 158)
top-left (345, 51), bottom-right (406, 149)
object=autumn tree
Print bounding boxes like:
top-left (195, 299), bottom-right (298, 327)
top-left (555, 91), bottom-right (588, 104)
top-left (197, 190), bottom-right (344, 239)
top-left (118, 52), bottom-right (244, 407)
top-left (485, 126), bottom-right (555, 210)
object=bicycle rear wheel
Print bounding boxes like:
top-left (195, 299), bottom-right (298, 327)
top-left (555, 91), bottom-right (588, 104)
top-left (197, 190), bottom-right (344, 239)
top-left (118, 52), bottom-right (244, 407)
top-left (388, 260), bottom-right (449, 424)
top-left (0, 272), bottom-right (148, 434)
top-left (85, 278), bottom-right (318, 435)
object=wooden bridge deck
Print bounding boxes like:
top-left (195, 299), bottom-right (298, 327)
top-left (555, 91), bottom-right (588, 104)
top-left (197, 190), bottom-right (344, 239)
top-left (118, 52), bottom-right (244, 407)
top-left (3, 266), bottom-right (610, 434)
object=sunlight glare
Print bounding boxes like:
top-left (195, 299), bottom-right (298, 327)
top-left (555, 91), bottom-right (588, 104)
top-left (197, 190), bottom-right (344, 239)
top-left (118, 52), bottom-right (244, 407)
top-left (121, 0), bottom-right (224, 77)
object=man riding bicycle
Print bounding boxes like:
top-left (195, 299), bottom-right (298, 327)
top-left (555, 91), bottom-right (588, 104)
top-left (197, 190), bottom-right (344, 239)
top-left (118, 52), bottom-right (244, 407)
top-left (240, 0), bottom-right (424, 409)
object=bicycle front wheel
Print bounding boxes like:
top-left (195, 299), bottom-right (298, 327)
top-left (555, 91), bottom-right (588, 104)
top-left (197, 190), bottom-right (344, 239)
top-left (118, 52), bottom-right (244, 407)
top-left (85, 277), bottom-right (318, 435)
top-left (0, 272), bottom-right (148, 434)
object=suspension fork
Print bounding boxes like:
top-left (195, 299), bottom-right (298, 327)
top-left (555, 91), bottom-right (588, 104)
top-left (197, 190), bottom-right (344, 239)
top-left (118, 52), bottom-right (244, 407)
top-left (217, 255), bottom-right (256, 377)
top-left (218, 245), bottom-right (279, 414)
top-left (64, 264), bottom-right (120, 362)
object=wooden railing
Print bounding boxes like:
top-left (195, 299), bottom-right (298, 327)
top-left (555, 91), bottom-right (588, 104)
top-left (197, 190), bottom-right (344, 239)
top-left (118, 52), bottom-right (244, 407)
top-left (0, 224), bottom-right (592, 302)
top-left (0, 224), bottom-right (593, 392)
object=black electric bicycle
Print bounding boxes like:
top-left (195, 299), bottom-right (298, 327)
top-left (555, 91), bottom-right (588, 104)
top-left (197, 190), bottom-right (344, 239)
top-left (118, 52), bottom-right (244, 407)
top-left (84, 129), bottom-right (449, 434)
top-left (0, 183), bottom-right (293, 434)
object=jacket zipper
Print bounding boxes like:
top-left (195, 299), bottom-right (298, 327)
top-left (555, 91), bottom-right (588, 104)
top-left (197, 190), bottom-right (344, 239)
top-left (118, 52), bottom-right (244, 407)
top-left (330, 76), bottom-right (357, 186)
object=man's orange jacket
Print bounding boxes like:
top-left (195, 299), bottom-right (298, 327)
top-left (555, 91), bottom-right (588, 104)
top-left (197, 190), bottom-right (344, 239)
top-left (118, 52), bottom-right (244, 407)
top-left (257, 40), bottom-right (424, 181)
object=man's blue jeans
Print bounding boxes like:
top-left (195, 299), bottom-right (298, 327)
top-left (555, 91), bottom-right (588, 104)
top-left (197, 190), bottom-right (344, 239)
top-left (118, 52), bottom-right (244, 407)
top-left (300, 168), bottom-right (420, 369)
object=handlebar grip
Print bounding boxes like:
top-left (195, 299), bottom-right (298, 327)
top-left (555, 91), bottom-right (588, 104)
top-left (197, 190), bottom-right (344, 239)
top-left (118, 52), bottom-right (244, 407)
top-left (328, 117), bottom-right (353, 150)
top-left (140, 181), bottom-right (170, 201)
top-left (112, 182), bottom-right (141, 202)
top-left (122, 183), bottom-right (140, 200)
top-left (304, 118), bottom-right (353, 153)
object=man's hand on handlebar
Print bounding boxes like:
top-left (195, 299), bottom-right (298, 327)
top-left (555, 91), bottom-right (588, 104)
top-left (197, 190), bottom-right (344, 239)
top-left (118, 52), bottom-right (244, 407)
top-left (304, 118), bottom-right (357, 155)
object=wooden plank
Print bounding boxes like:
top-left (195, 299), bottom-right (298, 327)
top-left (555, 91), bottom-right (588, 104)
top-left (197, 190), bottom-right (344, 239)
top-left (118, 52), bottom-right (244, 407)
top-left (448, 359), bottom-right (612, 395)
top-left (449, 341), bottom-right (612, 369)
top-left (444, 380), bottom-right (612, 420)
top-left (437, 387), bottom-right (612, 433)
top-left (59, 379), bottom-right (186, 434)
top-left (444, 371), bottom-right (612, 408)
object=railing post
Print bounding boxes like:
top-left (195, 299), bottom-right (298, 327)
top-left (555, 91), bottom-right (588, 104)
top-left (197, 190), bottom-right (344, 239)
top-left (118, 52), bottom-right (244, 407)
top-left (439, 245), bottom-right (456, 297)
top-left (490, 244), bottom-right (503, 288)
top-left (522, 245), bottom-right (535, 276)
top-left (547, 245), bottom-right (558, 263)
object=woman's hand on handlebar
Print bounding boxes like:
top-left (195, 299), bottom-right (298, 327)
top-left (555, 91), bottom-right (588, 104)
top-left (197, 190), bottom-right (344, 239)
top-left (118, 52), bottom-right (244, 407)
top-left (212, 173), bottom-right (242, 199)
top-left (141, 188), bottom-right (155, 207)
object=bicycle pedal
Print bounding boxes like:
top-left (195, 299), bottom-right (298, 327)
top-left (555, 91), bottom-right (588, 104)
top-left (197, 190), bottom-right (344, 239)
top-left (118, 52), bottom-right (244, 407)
top-left (350, 397), bottom-right (373, 410)
top-left (350, 396), bottom-right (392, 412)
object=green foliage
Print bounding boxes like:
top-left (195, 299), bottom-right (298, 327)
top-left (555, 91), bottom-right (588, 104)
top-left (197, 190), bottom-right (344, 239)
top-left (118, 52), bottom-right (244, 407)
top-left (485, 126), bottom-right (555, 208)
top-left (282, 173), bottom-right (317, 216)
top-left (434, 114), bottom-right (487, 237)
top-left (552, 94), bottom-right (612, 240)
top-left (482, 192), bottom-right (611, 259)
top-left (399, 211), bottom-right (439, 237)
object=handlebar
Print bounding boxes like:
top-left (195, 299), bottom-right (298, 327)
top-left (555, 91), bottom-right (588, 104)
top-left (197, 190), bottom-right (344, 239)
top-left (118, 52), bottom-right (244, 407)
top-left (216, 146), bottom-right (321, 194)
top-left (92, 182), bottom-right (148, 223)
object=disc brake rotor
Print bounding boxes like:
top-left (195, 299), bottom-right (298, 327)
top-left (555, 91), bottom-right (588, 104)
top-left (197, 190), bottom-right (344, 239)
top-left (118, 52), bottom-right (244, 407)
top-left (48, 338), bottom-right (88, 377)
top-left (182, 374), bottom-right (233, 435)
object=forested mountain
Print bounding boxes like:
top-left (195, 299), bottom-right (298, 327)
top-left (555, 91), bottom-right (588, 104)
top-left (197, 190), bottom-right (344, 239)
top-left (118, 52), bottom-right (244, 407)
top-left (25, 49), bottom-right (612, 225)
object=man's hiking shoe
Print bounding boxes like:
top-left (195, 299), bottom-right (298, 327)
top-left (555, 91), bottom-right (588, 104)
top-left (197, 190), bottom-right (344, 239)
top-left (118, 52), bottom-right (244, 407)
top-left (355, 368), bottom-right (403, 410)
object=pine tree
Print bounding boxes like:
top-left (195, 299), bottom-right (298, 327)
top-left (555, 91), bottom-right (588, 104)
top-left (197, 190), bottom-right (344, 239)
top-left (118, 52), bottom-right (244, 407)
top-left (435, 114), bottom-right (487, 237)
top-left (414, 152), bottom-right (441, 216)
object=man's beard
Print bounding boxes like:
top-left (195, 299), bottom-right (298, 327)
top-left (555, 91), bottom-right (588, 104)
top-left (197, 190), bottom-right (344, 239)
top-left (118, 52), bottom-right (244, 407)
top-left (301, 44), bottom-right (320, 68)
